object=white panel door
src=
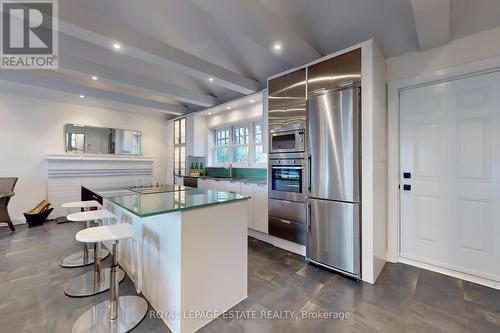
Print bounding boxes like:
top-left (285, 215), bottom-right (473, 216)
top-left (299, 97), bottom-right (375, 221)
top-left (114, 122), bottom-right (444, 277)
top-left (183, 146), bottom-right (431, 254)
top-left (400, 71), bottom-right (500, 282)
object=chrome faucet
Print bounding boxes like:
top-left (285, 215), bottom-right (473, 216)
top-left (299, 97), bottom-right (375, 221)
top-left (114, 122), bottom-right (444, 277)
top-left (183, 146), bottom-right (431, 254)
top-left (224, 162), bottom-right (233, 178)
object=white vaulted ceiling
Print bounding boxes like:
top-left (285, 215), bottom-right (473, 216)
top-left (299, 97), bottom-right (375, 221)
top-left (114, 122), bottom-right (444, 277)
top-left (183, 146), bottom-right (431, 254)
top-left (1, 0), bottom-right (499, 118)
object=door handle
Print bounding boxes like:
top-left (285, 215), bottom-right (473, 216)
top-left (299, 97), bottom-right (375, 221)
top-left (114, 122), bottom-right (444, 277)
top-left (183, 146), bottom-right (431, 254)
top-left (307, 202), bottom-right (311, 233)
top-left (307, 154), bottom-right (312, 193)
top-left (312, 88), bottom-right (326, 95)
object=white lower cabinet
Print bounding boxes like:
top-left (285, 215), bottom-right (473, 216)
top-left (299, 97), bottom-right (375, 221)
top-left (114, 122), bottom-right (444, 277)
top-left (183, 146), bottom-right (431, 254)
top-left (198, 179), bottom-right (268, 234)
top-left (253, 184), bottom-right (268, 234)
top-left (198, 179), bottom-right (217, 190)
top-left (174, 176), bottom-right (184, 186)
top-left (240, 184), bottom-right (255, 230)
top-left (218, 180), bottom-right (241, 193)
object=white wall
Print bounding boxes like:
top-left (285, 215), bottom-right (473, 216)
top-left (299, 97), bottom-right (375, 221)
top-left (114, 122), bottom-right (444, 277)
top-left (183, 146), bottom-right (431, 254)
top-left (206, 102), bottom-right (263, 128)
top-left (0, 93), bottom-right (169, 222)
top-left (387, 26), bottom-right (500, 81)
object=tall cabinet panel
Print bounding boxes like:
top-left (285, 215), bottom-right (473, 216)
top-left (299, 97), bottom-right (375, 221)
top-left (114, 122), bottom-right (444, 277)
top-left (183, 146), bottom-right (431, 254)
top-left (268, 75), bottom-right (287, 131)
top-left (307, 49), bottom-right (361, 96)
top-left (185, 113), bottom-right (207, 157)
top-left (285, 68), bottom-right (307, 129)
top-left (268, 68), bottom-right (307, 131)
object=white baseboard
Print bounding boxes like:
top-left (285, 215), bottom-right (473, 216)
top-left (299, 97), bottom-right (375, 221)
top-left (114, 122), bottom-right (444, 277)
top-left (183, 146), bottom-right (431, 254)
top-left (248, 229), bottom-right (306, 256)
top-left (399, 257), bottom-right (500, 290)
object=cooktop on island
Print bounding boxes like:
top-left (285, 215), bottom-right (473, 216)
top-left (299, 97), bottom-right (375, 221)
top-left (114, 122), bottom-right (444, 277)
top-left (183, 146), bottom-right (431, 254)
top-left (127, 184), bottom-right (187, 194)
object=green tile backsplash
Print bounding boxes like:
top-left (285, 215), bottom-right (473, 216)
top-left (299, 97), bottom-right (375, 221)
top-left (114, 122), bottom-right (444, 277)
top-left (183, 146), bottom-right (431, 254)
top-left (205, 167), bottom-right (267, 179)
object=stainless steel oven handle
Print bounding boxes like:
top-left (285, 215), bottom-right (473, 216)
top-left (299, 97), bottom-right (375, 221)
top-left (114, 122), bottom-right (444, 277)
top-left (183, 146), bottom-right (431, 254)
top-left (271, 166), bottom-right (303, 170)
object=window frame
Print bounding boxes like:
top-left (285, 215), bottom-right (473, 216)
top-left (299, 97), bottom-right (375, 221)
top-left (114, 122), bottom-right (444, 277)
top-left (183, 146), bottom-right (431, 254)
top-left (214, 127), bottom-right (231, 165)
top-left (253, 121), bottom-right (266, 165)
top-left (173, 117), bottom-right (186, 176)
top-left (231, 125), bottom-right (250, 164)
top-left (209, 119), bottom-right (267, 168)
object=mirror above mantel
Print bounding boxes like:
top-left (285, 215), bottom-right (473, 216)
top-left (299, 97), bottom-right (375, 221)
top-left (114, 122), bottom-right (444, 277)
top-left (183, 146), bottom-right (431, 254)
top-left (64, 124), bottom-right (141, 156)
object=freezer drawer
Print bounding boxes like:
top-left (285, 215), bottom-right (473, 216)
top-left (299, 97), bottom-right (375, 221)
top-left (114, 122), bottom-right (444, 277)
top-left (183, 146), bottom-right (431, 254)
top-left (268, 198), bottom-right (306, 225)
top-left (269, 216), bottom-right (306, 245)
top-left (306, 199), bottom-right (360, 276)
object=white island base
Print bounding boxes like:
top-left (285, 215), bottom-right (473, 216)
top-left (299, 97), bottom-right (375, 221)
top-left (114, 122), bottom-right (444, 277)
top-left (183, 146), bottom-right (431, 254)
top-left (103, 199), bottom-right (249, 333)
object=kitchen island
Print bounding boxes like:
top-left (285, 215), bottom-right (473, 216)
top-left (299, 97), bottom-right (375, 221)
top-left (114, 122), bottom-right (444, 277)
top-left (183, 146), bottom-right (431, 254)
top-left (83, 185), bottom-right (250, 333)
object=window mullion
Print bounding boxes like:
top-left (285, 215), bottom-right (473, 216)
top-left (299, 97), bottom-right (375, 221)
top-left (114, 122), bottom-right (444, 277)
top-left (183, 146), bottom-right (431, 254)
top-left (229, 126), bottom-right (233, 164)
top-left (249, 123), bottom-right (255, 165)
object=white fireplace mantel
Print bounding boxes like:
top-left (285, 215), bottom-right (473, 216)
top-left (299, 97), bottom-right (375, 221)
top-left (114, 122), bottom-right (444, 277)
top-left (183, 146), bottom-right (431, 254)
top-left (46, 154), bottom-right (154, 217)
top-left (46, 154), bottom-right (154, 178)
top-left (46, 153), bottom-right (154, 162)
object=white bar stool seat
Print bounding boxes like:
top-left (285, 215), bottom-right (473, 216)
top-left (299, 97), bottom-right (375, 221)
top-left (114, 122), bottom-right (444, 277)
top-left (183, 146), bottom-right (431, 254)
top-left (76, 223), bottom-right (136, 243)
top-left (62, 200), bottom-right (102, 209)
top-left (64, 210), bottom-right (125, 298)
top-left (68, 209), bottom-right (117, 222)
top-left (60, 200), bottom-right (110, 268)
top-left (72, 223), bottom-right (148, 333)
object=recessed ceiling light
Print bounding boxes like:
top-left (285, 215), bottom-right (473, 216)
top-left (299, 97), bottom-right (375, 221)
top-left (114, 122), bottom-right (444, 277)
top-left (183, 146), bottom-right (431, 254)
top-left (250, 99), bottom-right (254, 103)
top-left (91, 76), bottom-right (98, 81)
top-left (226, 106), bottom-right (231, 110)
top-left (208, 77), bottom-right (214, 82)
top-left (208, 111), bottom-right (212, 115)
top-left (273, 42), bottom-right (282, 51)
top-left (112, 43), bottom-right (121, 50)
top-left (79, 95), bottom-right (85, 98)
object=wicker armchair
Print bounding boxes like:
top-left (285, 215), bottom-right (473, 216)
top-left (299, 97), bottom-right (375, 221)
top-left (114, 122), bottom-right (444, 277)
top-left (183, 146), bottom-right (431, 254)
top-left (0, 177), bottom-right (18, 231)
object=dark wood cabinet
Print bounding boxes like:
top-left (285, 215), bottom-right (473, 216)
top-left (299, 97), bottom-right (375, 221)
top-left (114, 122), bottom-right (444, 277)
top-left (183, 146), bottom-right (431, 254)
top-left (81, 186), bottom-right (103, 205)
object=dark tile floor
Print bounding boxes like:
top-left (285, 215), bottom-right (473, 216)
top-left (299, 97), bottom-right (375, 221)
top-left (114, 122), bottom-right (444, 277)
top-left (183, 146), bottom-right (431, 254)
top-left (1, 221), bottom-right (500, 332)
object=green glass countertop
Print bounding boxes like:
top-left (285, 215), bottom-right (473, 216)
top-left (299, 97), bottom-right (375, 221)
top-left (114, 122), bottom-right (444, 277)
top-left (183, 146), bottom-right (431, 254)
top-left (106, 188), bottom-right (250, 217)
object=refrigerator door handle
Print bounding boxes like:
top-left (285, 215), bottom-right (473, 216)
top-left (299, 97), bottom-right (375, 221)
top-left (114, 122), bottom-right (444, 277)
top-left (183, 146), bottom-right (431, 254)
top-left (307, 154), bottom-right (312, 194)
top-left (307, 202), bottom-right (311, 233)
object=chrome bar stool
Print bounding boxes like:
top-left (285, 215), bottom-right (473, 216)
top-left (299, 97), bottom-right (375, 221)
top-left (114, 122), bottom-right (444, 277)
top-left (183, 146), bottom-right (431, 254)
top-left (64, 209), bottom-right (125, 297)
top-left (60, 200), bottom-right (109, 268)
top-left (72, 223), bottom-right (148, 333)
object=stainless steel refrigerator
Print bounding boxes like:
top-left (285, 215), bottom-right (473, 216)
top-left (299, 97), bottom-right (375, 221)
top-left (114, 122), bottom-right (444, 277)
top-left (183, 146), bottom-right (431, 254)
top-left (306, 85), bottom-right (361, 278)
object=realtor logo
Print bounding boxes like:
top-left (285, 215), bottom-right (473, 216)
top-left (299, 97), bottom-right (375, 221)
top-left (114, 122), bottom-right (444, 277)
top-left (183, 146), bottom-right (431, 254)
top-left (1, 0), bottom-right (58, 68)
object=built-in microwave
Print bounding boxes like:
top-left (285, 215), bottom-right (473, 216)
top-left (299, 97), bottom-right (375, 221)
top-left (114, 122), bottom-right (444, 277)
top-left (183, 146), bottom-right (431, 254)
top-left (269, 129), bottom-right (305, 154)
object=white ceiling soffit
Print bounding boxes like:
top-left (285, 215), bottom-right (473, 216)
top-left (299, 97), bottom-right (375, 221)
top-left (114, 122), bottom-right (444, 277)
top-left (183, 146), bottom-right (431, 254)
top-left (59, 3), bottom-right (261, 95)
top-left (0, 70), bottom-right (188, 116)
top-left (411, 0), bottom-right (451, 50)
top-left (190, 0), bottom-right (322, 66)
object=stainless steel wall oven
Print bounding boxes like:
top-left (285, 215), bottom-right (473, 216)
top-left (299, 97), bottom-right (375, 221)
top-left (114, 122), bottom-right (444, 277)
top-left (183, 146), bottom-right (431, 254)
top-left (268, 153), bottom-right (307, 245)
top-left (268, 155), bottom-right (306, 202)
